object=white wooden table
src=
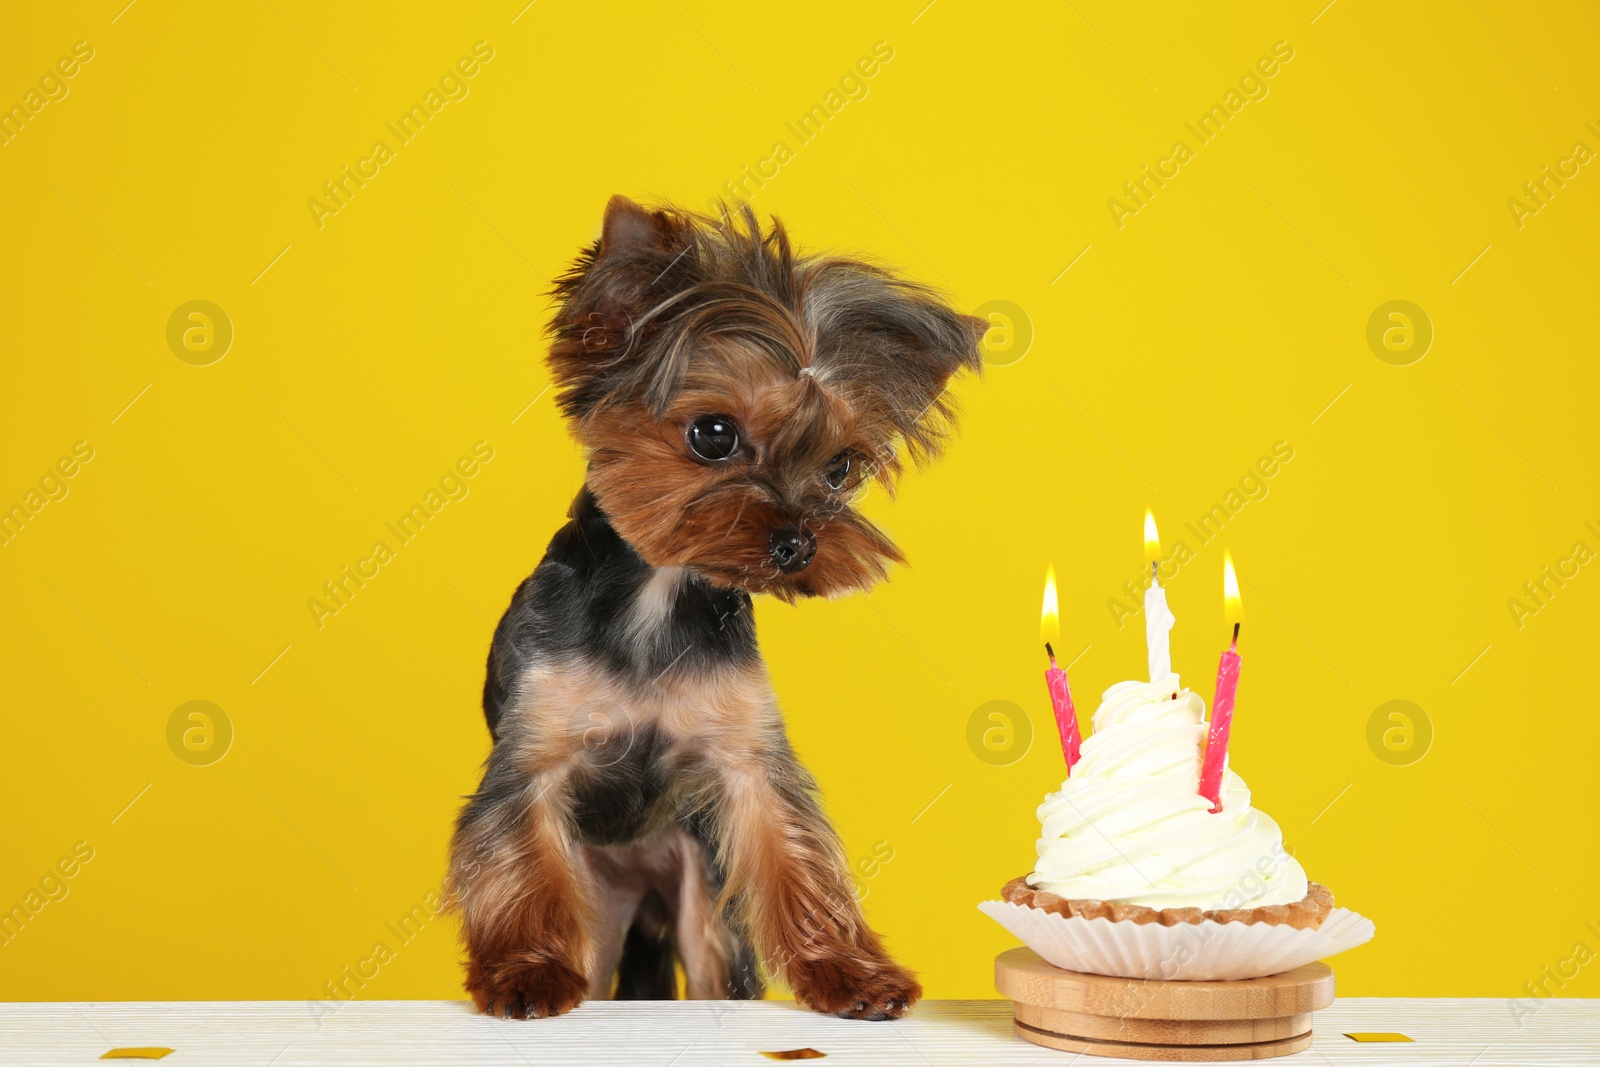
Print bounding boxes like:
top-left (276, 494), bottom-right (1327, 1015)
top-left (0, 999), bottom-right (1592, 1065)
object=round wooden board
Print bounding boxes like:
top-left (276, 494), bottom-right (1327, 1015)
top-left (1014, 1001), bottom-right (1311, 1045)
top-left (996, 949), bottom-right (1334, 1061)
top-left (995, 947), bottom-right (1335, 1019)
top-left (1013, 1019), bottom-right (1313, 1062)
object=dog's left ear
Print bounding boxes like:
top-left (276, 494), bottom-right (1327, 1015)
top-left (891, 305), bottom-right (988, 464)
top-left (812, 283), bottom-right (987, 467)
top-left (964, 314), bottom-right (993, 346)
top-left (898, 308), bottom-right (988, 406)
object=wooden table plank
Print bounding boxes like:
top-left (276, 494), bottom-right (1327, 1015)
top-left (0, 999), bottom-right (1591, 1066)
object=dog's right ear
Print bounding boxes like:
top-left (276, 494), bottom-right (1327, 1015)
top-left (599, 195), bottom-right (672, 259)
top-left (548, 196), bottom-right (698, 421)
top-left (592, 195), bottom-right (696, 292)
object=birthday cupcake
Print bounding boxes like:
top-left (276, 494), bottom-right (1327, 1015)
top-left (980, 673), bottom-right (1371, 981)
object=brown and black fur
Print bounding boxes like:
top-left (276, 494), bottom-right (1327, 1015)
top-left (447, 195), bottom-right (984, 1020)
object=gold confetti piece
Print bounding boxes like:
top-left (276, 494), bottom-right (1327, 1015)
top-left (760, 1049), bottom-right (826, 1060)
top-left (1344, 1033), bottom-right (1413, 1043)
top-left (100, 1050), bottom-right (174, 1060)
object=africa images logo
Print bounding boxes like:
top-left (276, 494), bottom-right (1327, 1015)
top-left (307, 42), bottom-right (496, 230)
top-left (1106, 40), bottom-right (1296, 229)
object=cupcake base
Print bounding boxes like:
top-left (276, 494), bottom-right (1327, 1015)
top-left (995, 946), bottom-right (1334, 1061)
top-left (1002, 876), bottom-right (1336, 930)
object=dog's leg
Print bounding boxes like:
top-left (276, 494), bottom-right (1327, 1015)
top-left (705, 699), bottom-right (921, 1020)
top-left (584, 841), bottom-right (662, 1000)
top-left (449, 756), bottom-right (593, 1018)
top-left (663, 826), bottom-right (741, 1000)
top-left (678, 812), bottom-right (766, 1000)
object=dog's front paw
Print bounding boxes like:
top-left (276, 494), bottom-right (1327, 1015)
top-left (792, 956), bottom-right (922, 1021)
top-left (469, 957), bottom-right (588, 1019)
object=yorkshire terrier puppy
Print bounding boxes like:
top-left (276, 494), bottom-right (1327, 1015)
top-left (448, 195), bottom-right (984, 1020)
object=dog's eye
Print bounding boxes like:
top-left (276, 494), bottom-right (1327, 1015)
top-left (824, 452), bottom-right (852, 491)
top-left (688, 415), bottom-right (740, 461)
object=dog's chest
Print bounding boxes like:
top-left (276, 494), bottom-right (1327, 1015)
top-left (608, 564), bottom-right (758, 679)
top-left (513, 654), bottom-right (772, 762)
top-left (497, 554), bottom-right (775, 838)
top-left (514, 655), bottom-right (773, 844)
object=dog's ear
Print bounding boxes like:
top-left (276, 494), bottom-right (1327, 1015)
top-left (882, 303), bottom-right (987, 465)
top-left (964, 314), bottom-right (993, 346)
top-left (599, 195), bottom-right (675, 260)
top-left (808, 273), bottom-right (987, 467)
top-left (587, 195), bottom-right (696, 319)
top-left (548, 196), bottom-right (699, 420)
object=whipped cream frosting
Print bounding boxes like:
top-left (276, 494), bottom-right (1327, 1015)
top-left (1027, 674), bottom-right (1308, 910)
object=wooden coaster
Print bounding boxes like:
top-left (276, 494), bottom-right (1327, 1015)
top-left (996, 947), bottom-right (1335, 1061)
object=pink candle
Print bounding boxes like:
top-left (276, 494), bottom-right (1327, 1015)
top-left (1199, 552), bottom-right (1244, 812)
top-left (1198, 640), bottom-right (1240, 812)
top-left (1045, 642), bottom-right (1082, 770)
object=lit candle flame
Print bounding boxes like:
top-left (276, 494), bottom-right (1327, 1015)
top-left (1041, 564), bottom-right (1060, 645)
top-left (1144, 509), bottom-right (1160, 566)
top-left (1223, 550), bottom-right (1243, 630)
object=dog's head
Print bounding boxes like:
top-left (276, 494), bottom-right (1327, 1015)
top-left (547, 195), bottom-right (985, 601)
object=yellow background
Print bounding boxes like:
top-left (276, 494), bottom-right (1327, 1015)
top-left (3, 0), bottom-right (1597, 1007)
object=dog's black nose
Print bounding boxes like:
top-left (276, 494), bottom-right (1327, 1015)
top-left (768, 526), bottom-right (817, 573)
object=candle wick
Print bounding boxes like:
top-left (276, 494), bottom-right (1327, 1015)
top-left (1231, 621), bottom-right (1240, 647)
top-left (1044, 641), bottom-right (1058, 667)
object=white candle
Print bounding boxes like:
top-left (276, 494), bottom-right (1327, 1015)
top-left (1144, 510), bottom-right (1175, 681)
top-left (1146, 576), bottom-right (1175, 681)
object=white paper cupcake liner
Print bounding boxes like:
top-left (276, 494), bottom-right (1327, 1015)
top-left (978, 899), bottom-right (1375, 981)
